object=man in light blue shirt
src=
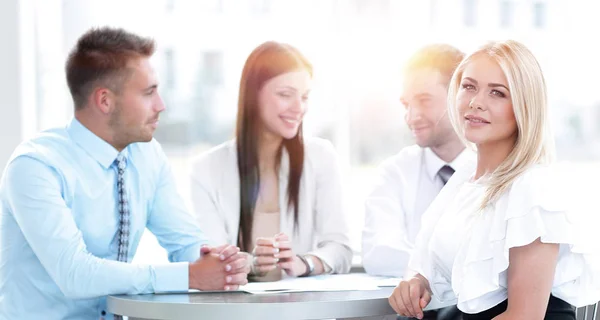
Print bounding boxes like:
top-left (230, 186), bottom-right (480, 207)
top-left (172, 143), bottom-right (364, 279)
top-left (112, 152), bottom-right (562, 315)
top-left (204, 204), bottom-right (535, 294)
top-left (0, 27), bottom-right (250, 319)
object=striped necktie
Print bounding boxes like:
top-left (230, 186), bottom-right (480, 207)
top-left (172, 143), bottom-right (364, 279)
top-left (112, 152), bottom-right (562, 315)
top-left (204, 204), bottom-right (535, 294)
top-left (113, 154), bottom-right (129, 320)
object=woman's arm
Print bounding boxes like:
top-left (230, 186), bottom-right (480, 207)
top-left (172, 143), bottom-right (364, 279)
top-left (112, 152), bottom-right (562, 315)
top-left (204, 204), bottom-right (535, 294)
top-left (309, 140), bottom-right (353, 274)
top-left (494, 238), bottom-right (559, 320)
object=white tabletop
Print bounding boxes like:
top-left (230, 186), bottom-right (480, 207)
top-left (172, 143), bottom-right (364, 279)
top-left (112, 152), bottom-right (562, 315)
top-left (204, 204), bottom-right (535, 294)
top-left (108, 288), bottom-right (395, 320)
top-left (108, 285), bottom-right (453, 320)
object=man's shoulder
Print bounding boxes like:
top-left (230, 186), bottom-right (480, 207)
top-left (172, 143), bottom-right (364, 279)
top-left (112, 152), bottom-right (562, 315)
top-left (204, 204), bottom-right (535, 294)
top-left (380, 145), bottom-right (423, 169)
top-left (1, 127), bottom-right (74, 195)
top-left (8, 127), bottom-right (73, 167)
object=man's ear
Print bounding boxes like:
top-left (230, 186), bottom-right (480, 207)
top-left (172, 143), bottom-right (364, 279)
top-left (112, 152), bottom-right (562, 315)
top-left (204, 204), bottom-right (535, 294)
top-left (91, 87), bottom-right (116, 114)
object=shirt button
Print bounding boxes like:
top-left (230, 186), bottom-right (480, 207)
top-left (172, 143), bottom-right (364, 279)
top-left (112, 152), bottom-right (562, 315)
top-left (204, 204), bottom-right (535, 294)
top-left (101, 310), bottom-right (106, 316)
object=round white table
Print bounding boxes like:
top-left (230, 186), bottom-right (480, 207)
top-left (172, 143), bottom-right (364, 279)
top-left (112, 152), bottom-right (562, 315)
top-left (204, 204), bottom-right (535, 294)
top-left (108, 287), bottom-right (405, 319)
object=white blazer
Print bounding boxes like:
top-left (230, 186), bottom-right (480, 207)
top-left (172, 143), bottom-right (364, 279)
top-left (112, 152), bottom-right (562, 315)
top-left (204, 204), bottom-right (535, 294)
top-left (189, 137), bottom-right (352, 274)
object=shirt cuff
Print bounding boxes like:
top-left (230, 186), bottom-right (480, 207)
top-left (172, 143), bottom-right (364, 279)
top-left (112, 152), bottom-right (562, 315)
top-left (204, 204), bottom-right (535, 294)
top-left (322, 260), bottom-right (333, 274)
top-left (306, 254), bottom-right (333, 274)
top-left (153, 262), bottom-right (189, 293)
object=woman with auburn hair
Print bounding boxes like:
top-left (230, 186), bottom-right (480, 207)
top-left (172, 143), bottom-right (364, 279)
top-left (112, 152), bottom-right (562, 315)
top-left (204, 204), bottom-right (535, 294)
top-left (189, 41), bottom-right (352, 282)
top-left (389, 40), bottom-right (600, 319)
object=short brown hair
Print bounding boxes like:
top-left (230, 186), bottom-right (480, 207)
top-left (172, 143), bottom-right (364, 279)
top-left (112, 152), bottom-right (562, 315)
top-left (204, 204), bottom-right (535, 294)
top-left (65, 27), bottom-right (155, 110)
top-left (404, 44), bottom-right (465, 86)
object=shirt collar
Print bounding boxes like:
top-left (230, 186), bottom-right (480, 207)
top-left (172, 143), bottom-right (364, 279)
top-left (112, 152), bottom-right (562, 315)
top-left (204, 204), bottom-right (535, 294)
top-left (423, 147), bottom-right (475, 181)
top-left (66, 118), bottom-right (128, 169)
top-left (423, 147), bottom-right (447, 181)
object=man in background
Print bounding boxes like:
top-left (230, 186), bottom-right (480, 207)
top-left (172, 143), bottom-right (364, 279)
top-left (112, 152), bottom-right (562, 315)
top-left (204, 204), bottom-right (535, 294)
top-left (362, 44), bottom-right (473, 320)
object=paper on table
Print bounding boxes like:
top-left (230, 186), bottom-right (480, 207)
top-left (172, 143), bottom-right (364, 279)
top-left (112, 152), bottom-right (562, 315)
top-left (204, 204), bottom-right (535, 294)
top-left (329, 273), bottom-right (401, 287)
top-left (373, 277), bottom-right (402, 287)
top-left (155, 274), bottom-right (402, 295)
top-left (239, 274), bottom-right (397, 294)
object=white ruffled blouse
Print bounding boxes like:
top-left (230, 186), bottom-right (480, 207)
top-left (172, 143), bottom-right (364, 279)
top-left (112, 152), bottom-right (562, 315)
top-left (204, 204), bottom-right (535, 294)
top-left (408, 163), bottom-right (600, 314)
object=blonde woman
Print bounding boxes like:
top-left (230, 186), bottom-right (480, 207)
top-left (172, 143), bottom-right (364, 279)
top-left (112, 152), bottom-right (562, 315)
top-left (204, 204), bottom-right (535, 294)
top-left (388, 40), bottom-right (600, 319)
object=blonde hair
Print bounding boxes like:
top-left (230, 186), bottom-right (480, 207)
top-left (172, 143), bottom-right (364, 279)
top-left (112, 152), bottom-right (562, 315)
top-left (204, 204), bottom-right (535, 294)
top-left (447, 40), bottom-right (556, 210)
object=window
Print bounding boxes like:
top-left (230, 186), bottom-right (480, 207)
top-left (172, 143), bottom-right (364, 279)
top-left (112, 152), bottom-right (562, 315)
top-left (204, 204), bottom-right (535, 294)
top-left (533, 2), bottom-right (547, 28)
top-left (215, 0), bottom-right (225, 13)
top-left (349, 0), bottom-right (391, 17)
top-left (165, 0), bottom-right (175, 13)
top-left (163, 48), bottom-right (176, 91)
top-left (21, 0), bottom-right (598, 266)
top-left (250, 0), bottom-right (270, 15)
top-left (499, 0), bottom-right (513, 28)
top-left (201, 51), bottom-right (224, 87)
top-left (160, 48), bottom-right (177, 120)
top-left (429, 0), bottom-right (438, 26)
top-left (463, 0), bottom-right (477, 27)
top-left (194, 0), bottom-right (225, 14)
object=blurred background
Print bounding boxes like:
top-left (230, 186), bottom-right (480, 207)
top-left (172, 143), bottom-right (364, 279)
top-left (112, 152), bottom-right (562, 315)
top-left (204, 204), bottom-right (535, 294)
top-left (1, 0), bottom-right (599, 265)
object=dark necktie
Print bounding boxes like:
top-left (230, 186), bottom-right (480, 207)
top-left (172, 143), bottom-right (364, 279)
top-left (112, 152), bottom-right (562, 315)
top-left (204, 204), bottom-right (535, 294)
top-left (438, 165), bottom-right (455, 185)
top-left (114, 154), bottom-right (129, 320)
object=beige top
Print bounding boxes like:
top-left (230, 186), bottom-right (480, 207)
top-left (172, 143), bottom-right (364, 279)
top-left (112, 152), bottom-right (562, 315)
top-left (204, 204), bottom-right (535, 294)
top-left (190, 137), bottom-right (353, 275)
top-left (250, 211), bottom-right (282, 282)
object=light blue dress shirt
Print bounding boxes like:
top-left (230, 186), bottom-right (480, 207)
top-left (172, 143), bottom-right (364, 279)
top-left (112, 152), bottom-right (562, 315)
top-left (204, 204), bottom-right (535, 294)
top-left (0, 118), bottom-right (207, 319)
